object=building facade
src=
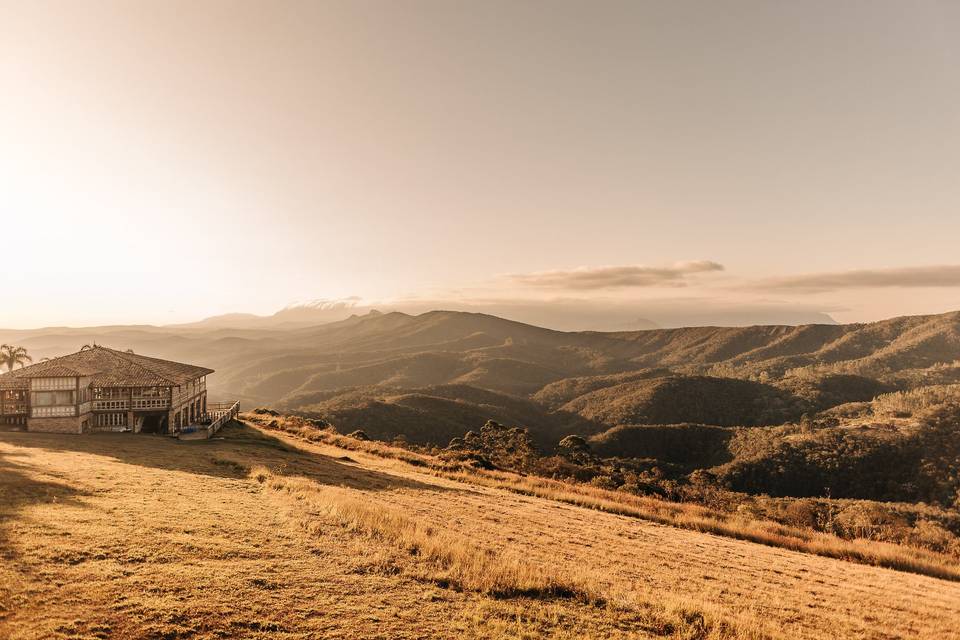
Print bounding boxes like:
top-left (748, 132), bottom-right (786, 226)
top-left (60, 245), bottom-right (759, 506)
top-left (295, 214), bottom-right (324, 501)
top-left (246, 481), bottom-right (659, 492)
top-left (0, 346), bottom-right (213, 434)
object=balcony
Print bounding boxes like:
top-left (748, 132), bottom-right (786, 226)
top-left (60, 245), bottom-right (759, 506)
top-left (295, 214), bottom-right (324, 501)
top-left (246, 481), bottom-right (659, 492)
top-left (0, 404), bottom-right (27, 415)
top-left (93, 400), bottom-right (130, 411)
top-left (132, 398), bottom-right (171, 410)
top-left (93, 398), bottom-right (172, 411)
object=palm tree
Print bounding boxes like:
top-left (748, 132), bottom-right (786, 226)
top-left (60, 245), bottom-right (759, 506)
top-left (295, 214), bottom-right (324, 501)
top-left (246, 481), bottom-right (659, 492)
top-left (0, 344), bottom-right (33, 371)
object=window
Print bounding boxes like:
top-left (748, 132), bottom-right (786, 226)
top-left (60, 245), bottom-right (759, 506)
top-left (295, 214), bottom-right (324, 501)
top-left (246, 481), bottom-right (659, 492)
top-left (96, 412), bottom-right (127, 428)
top-left (32, 377), bottom-right (75, 390)
top-left (33, 390), bottom-right (74, 406)
top-left (94, 387), bottom-right (134, 400)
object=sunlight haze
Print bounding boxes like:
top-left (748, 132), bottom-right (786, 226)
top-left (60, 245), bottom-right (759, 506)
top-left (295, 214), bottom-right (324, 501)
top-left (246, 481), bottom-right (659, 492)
top-left (2, 0), bottom-right (960, 328)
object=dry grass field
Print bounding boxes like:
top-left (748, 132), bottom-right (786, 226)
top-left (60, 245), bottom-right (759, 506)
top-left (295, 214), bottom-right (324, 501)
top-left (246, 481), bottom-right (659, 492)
top-left (1, 422), bottom-right (959, 639)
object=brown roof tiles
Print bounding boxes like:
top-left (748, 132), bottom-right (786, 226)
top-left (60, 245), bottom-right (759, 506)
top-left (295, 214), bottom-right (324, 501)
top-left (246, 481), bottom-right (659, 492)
top-left (0, 346), bottom-right (213, 389)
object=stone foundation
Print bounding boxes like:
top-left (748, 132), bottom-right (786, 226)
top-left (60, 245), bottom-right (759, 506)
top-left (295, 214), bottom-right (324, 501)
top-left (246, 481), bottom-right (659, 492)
top-left (28, 416), bottom-right (81, 434)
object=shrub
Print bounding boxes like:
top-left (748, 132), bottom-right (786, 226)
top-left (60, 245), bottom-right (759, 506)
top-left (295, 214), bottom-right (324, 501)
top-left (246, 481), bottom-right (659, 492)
top-left (781, 500), bottom-right (823, 530)
top-left (445, 420), bottom-right (540, 472)
top-left (530, 455), bottom-right (597, 483)
top-left (833, 503), bottom-right (909, 540)
top-left (588, 475), bottom-right (619, 491)
top-left (909, 520), bottom-right (957, 553)
top-left (558, 435), bottom-right (589, 452)
top-left (557, 435), bottom-right (594, 465)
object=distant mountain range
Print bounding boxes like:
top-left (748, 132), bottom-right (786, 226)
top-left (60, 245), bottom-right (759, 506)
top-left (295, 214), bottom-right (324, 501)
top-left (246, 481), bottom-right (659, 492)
top-left (166, 299), bottom-right (838, 332)
top-left (2, 309), bottom-right (958, 447)
top-left (172, 299), bottom-right (371, 329)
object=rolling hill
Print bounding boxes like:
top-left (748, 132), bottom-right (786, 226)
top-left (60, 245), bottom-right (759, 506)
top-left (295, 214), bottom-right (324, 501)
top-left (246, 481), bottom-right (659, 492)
top-left (2, 421), bottom-right (957, 639)
top-left (3, 309), bottom-right (960, 448)
top-left (558, 375), bottom-right (803, 427)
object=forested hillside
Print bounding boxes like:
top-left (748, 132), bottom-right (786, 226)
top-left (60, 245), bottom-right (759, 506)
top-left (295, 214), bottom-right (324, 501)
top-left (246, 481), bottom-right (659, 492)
top-left (4, 310), bottom-right (960, 448)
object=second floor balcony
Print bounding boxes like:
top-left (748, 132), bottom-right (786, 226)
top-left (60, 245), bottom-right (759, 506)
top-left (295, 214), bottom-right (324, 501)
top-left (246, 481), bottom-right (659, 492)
top-left (93, 398), bottom-right (172, 411)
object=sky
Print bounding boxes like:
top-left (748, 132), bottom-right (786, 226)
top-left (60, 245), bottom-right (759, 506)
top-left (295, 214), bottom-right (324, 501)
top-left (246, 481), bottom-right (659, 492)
top-left (2, 0), bottom-right (960, 329)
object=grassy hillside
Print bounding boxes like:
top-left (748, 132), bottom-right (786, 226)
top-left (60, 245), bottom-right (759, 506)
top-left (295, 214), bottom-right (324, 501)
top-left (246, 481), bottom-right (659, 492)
top-left (3, 422), bottom-right (959, 639)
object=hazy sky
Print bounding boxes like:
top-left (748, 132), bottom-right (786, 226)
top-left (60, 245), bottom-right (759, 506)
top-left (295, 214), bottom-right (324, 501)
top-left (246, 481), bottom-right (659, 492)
top-left (2, 0), bottom-right (960, 329)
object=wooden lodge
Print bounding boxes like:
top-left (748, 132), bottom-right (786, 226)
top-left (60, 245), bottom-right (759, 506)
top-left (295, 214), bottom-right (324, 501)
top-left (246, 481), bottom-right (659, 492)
top-left (0, 346), bottom-right (215, 435)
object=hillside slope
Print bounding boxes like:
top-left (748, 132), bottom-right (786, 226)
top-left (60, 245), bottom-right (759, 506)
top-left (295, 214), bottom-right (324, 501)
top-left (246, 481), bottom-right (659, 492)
top-left (4, 310), bottom-right (960, 452)
top-left (4, 310), bottom-right (959, 412)
top-left (284, 384), bottom-right (603, 447)
top-left (559, 375), bottom-right (804, 427)
top-left (1, 424), bottom-right (958, 639)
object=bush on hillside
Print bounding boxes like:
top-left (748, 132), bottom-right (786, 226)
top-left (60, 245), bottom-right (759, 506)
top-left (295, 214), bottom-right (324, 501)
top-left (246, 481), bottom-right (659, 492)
top-left (557, 435), bottom-right (594, 465)
top-left (445, 420), bottom-right (540, 472)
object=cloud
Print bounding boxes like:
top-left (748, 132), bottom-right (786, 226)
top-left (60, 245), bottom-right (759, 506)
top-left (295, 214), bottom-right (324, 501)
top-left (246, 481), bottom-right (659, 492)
top-left (751, 265), bottom-right (960, 293)
top-left (505, 261), bottom-right (725, 290)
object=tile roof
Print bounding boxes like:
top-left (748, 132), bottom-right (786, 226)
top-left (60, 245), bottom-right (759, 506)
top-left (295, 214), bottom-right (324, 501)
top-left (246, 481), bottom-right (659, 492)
top-left (0, 346), bottom-right (213, 389)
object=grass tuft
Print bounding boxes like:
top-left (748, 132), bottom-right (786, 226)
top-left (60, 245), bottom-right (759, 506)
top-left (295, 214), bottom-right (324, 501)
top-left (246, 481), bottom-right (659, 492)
top-left (254, 467), bottom-right (598, 602)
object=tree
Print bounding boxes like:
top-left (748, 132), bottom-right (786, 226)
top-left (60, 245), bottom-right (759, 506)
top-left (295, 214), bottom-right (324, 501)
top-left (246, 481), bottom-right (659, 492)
top-left (447, 420), bottom-right (540, 472)
top-left (558, 435), bottom-right (594, 464)
top-left (0, 344), bottom-right (33, 372)
top-left (558, 435), bottom-right (589, 452)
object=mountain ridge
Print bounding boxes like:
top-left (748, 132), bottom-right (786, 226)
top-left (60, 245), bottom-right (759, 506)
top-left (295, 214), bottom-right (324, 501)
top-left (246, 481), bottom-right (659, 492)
top-left (3, 310), bottom-right (959, 446)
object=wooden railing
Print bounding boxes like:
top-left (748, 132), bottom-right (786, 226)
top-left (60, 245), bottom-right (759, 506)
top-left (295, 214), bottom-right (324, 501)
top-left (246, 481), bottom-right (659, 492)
top-left (0, 404), bottom-right (27, 415)
top-left (93, 400), bottom-right (130, 411)
top-left (179, 401), bottom-right (239, 438)
top-left (93, 398), bottom-right (172, 411)
top-left (132, 398), bottom-right (170, 410)
top-left (207, 401), bottom-right (240, 435)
